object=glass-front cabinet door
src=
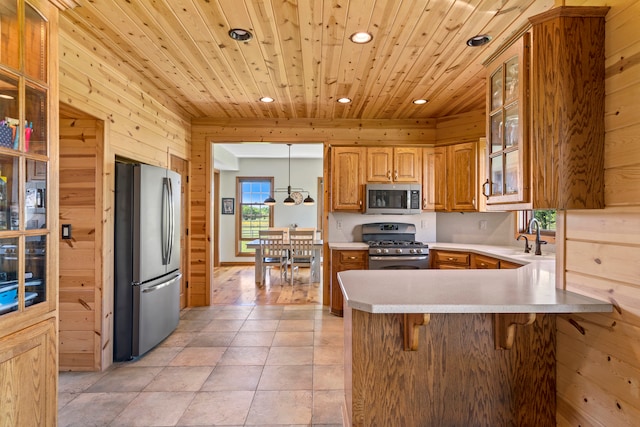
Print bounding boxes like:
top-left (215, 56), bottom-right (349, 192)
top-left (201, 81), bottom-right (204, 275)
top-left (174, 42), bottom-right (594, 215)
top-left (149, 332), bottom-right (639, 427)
top-left (484, 35), bottom-right (529, 207)
top-left (0, 1), bottom-right (50, 318)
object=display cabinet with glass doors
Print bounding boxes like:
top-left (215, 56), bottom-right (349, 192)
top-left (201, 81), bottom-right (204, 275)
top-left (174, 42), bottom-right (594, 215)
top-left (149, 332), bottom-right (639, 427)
top-left (0, 1), bottom-right (52, 320)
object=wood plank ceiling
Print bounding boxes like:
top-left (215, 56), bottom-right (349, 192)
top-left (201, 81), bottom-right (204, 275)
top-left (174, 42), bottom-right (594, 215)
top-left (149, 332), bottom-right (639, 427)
top-left (61, 0), bottom-right (554, 120)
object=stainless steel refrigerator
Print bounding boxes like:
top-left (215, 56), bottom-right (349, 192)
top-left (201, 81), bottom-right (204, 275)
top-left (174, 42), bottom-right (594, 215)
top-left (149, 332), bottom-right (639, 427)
top-left (114, 162), bottom-right (182, 361)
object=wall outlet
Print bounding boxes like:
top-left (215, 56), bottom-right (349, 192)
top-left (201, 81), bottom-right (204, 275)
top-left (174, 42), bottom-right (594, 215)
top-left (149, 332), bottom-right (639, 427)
top-left (479, 220), bottom-right (487, 230)
top-left (421, 220), bottom-right (427, 229)
top-left (337, 220), bottom-right (342, 229)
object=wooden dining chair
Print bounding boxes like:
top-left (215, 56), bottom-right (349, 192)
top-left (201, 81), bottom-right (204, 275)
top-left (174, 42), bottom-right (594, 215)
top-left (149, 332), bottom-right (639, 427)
top-left (288, 229), bottom-right (316, 285)
top-left (258, 230), bottom-right (288, 286)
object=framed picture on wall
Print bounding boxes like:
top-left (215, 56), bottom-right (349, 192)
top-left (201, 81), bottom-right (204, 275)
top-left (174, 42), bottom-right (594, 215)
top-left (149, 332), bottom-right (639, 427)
top-left (222, 198), bottom-right (234, 215)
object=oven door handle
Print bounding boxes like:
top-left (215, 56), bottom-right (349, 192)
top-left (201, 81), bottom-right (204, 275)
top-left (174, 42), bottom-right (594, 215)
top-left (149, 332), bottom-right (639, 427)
top-left (369, 255), bottom-right (429, 261)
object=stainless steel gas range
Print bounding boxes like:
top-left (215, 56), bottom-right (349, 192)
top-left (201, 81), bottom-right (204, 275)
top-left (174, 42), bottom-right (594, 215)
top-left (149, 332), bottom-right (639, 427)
top-left (362, 222), bottom-right (430, 270)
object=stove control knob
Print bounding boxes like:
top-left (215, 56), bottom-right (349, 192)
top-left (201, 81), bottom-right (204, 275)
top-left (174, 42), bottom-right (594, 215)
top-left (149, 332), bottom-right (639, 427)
top-left (375, 249), bottom-right (383, 254)
top-left (383, 248), bottom-right (389, 254)
top-left (416, 248), bottom-right (423, 254)
top-left (396, 249), bottom-right (403, 254)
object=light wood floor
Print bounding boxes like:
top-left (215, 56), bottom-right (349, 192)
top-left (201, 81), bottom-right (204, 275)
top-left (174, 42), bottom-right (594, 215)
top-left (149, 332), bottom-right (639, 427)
top-left (211, 265), bottom-right (322, 305)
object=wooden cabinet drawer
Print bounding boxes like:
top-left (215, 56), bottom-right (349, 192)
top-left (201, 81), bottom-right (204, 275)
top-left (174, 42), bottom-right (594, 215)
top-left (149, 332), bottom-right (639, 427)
top-left (473, 254), bottom-right (500, 269)
top-left (500, 260), bottom-right (523, 269)
top-left (339, 251), bottom-right (367, 264)
top-left (433, 250), bottom-right (470, 266)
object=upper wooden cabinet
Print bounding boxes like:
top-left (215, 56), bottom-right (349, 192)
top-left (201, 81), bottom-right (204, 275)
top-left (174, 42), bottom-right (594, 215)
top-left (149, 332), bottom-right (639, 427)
top-left (366, 147), bottom-right (422, 183)
top-left (483, 6), bottom-right (608, 210)
top-left (424, 142), bottom-right (477, 212)
top-left (331, 146), bottom-right (366, 211)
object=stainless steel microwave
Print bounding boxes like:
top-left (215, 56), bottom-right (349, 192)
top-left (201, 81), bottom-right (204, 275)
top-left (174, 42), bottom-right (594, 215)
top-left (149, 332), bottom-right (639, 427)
top-left (365, 183), bottom-right (422, 214)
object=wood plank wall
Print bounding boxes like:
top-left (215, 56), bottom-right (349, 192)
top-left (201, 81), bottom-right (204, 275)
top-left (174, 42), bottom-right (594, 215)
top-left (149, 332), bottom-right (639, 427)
top-left (58, 118), bottom-right (102, 371)
top-left (58, 19), bottom-right (192, 370)
top-left (556, 0), bottom-right (640, 425)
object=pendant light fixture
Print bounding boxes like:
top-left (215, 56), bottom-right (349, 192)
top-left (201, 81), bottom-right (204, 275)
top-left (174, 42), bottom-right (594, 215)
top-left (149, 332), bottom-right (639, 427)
top-left (264, 144), bottom-right (315, 206)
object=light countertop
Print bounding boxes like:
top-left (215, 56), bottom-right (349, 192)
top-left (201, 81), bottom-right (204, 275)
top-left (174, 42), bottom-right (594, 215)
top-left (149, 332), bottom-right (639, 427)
top-left (337, 243), bottom-right (612, 315)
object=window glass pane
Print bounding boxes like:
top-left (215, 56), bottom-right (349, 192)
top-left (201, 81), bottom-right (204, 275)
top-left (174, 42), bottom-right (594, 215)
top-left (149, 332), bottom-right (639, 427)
top-left (505, 150), bottom-right (519, 195)
top-left (490, 156), bottom-right (503, 196)
top-left (504, 104), bottom-right (519, 148)
top-left (0, 236), bottom-right (19, 317)
top-left (0, 2), bottom-right (19, 72)
top-left (0, 72), bottom-right (20, 151)
top-left (25, 234), bottom-right (45, 308)
top-left (0, 154), bottom-right (18, 231)
top-left (238, 178), bottom-right (272, 255)
top-left (490, 69), bottom-right (502, 110)
top-left (24, 3), bottom-right (47, 82)
top-left (504, 56), bottom-right (519, 101)
top-left (25, 159), bottom-right (45, 230)
top-left (25, 83), bottom-right (46, 155)
top-left (490, 113), bottom-right (502, 154)
top-left (533, 209), bottom-right (556, 231)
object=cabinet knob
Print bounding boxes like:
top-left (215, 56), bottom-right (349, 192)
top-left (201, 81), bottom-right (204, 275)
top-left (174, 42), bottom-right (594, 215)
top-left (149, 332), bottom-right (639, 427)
top-left (447, 257), bottom-right (454, 261)
top-left (394, 170), bottom-right (398, 180)
top-left (387, 170), bottom-right (392, 180)
top-left (347, 256), bottom-right (357, 260)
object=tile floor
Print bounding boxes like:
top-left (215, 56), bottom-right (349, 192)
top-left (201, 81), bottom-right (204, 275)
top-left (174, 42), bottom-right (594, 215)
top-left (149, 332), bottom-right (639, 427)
top-left (58, 304), bottom-right (344, 427)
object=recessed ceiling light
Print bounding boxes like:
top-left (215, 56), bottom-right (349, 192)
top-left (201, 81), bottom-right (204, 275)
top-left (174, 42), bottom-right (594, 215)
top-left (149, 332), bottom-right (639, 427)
top-left (259, 96), bottom-right (274, 103)
top-left (337, 97), bottom-right (352, 104)
top-left (229, 28), bottom-right (253, 41)
top-left (0, 94), bottom-right (14, 100)
top-left (466, 34), bottom-right (492, 47)
top-left (413, 99), bottom-right (428, 105)
top-left (349, 32), bottom-right (373, 44)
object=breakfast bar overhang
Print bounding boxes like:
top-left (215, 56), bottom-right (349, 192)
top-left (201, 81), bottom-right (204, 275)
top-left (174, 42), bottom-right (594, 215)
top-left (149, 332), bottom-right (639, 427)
top-left (338, 266), bottom-right (612, 427)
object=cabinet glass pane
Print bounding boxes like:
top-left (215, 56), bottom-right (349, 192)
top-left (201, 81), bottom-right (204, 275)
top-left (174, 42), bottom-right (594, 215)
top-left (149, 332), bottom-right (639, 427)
top-left (504, 104), bottom-right (519, 148)
top-left (24, 4), bottom-right (47, 82)
top-left (505, 151), bottom-right (519, 194)
top-left (25, 83), bottom-right (46, 155)
top-left (0, 154), bottom-right (18, 231)
top-left (0, 2), bottom-right (19, 72)
top-left (0, 236), bottom-right (18, 316)
top-left (490, 156), bottom-right (503, 196)
top-left (25, 159), bottom-right (45, 230)
top-left (490, 69), bottom-right (503, 110)
top-left (0, 72), bottom-right (19, 151)
top-left (490, 113), bottom-right (503, 153)
top-left (25, 234), bottom-right (45, 308)
top-left (504, 56), bottom-right (519, 102)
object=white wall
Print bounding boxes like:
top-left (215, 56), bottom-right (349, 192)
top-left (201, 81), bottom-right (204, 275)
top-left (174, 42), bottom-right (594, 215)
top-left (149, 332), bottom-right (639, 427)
top-left (219, 157), bottom-right (322, 262)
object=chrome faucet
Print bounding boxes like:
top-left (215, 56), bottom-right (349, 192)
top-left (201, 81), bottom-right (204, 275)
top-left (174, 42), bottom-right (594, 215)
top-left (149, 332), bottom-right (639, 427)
top-left (527, 218), bottom-right (547, 256)
top-left (516, 234), bottom-right (531, 253)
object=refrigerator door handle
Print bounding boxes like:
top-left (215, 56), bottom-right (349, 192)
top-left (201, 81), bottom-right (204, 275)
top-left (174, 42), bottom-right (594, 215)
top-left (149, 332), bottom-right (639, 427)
top-left (167, 176), bottom-right (174, 264)
top-left (141, 273), bottom-right (182, 293)
top-left (161, 177), bottom-right (170, 265)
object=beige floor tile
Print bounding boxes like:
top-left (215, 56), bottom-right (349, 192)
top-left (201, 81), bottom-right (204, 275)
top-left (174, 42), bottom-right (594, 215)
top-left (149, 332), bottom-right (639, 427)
top-left (86, 366), bottom-right (163, 392)
top-left (258, 365), bottom-right (313, 390)
top-left (272, 331), bottom-right (314, 346)
top-left (314, 330), bottom-right (344, 347)
top-left (312, 390), bottom-right (345, 425)
top-left (110, 391), bottom-right (194, 427)
top-left (144, 366), bottom-right (213, 391)
top-left (58, 370), bottom-right (108, 393)
top-left (314, 316), bottom-right (344, 332)
top-left (186, 331), bottom-right (237, 347)
top-left (159, 331), bottom-right (197, 347)
top-left (314, 365), bottom-right (344, 390)
top-left (240, 319), bottom-right (280, 332)
top-left (218, 346), bottom-right (270, 365)
top-left (169, 347), bottom-right (226, 367)
top-left (231, 331), bottom-right (276, 346)
top-left (201, 365), bottom-right (263, 391)
top-left (180, 309), bottom-right (222, 321)
top-left (211, 307), bottom-right (253, 320)
top-left (280, 309), bottom-right (318, 320)
top-left (247, 306), bottom-right (285, 320)
top-left (178, 390), bottom-right (255, 425)
top-left (314, 345), bottom-right (344, 365)
top-left (277, 319), bottom-right (315, 331)
top-left (202, 319), bottom-right (246, 332)
top-left (58, 392), bottom-right (139, 427)
top-left (175, 319), bottom-right (211, 332)
top-left (245, 390), bottom-right (312, 425)
top-left (266, 346), bottom-right (314, 366)
top-left (129, 346), bottom-right (182, 367)
top-left (57, 392), bottom-right (77, 411)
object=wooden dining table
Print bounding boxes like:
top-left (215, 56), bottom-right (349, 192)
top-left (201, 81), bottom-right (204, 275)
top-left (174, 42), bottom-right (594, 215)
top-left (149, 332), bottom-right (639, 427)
top-left (246, 238), bottom-right (323, 284)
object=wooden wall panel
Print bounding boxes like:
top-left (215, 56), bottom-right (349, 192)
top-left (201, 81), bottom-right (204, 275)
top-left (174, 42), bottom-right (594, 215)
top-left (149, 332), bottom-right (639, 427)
top-left (555, 2), bottom-right (640, 425)
top-left (434, 109), bottom-right (485, 145)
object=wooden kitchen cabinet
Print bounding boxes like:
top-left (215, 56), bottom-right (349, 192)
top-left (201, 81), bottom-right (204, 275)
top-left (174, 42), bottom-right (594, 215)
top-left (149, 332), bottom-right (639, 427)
top-left (472, 254), bottom-right (501, 269)
top-left (366, 147), bottom-right (422, 183)
top-left (331, 146), bottom-right (366, 211)
top-left (484, 6), bottom-right (608, 210)
top-left (330, 249), bottom-right (368, 316)
top-left (0, 1), bottom-right (59, 425)
top-left (430, 250), bottom-right (470, 269)
top-left (424, 142), bottom-right (477, 212)
top-left (500, 259), bottom-right (523, 269)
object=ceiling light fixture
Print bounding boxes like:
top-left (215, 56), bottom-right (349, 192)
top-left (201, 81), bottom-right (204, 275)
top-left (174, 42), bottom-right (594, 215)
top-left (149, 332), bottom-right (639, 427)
top-left (259, 96), bottom-right (274, 103)
top-left (466, 34), bottom-right (492, 47)
top-left (350, 32), bottom-right (373, 44)
top-left (0, 94), bottom-right (14, 100)
top-left (337, 97), bottom-right (352, 104)
top-left (264, 144), bottom-right (315, 206)
top-left (413, 99), bottom-right (428, 105)
top-left (228, 28), bottom-right (253, 41)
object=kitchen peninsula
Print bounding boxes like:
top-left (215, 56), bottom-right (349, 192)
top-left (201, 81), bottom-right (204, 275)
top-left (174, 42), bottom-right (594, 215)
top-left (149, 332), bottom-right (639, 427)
top-left (338, 253), bottom-right (612, 427)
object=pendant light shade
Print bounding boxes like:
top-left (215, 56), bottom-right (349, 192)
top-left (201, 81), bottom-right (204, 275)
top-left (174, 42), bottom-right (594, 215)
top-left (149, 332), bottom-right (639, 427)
top-left (263, 144), bottom-right (315, 206)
